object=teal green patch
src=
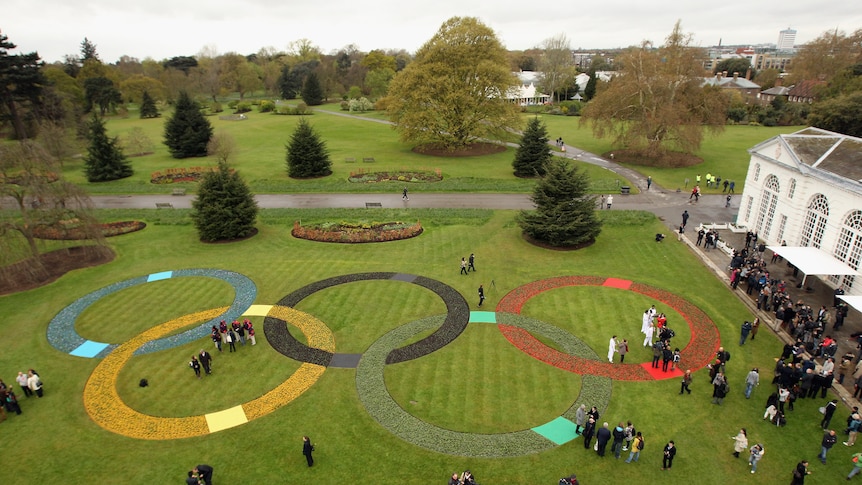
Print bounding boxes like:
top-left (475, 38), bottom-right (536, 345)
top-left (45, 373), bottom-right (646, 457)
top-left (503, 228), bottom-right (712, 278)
top-left (532, 417), bottom-right (579, 445)
top-left (469, 311), bottom-right (497, 323)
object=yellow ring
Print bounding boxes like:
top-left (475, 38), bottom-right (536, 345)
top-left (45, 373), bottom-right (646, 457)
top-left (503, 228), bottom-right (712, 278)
top-left (83, 306), bottom-right (334, 440)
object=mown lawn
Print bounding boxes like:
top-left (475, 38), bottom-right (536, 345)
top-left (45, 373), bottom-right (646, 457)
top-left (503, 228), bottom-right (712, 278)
top-left (0, 207), bottom-right (849, 484)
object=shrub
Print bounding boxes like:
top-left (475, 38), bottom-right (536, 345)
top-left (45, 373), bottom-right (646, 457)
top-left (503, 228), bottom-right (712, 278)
top-left (259, 100), bottom-right (275, 113)
top-left (210, 101), bottom-right (223, 113)
top-left (235, 102), bottom-right (252, 113)
top-left (340, 101), bottom-right (350, 111)
top-left (227, 100), bottom-right (239, 109)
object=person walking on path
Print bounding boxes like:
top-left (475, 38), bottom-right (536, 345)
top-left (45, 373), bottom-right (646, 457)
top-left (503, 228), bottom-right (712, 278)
top-left (819, 429), bottom-right (838, 464)
top-left (731, 428), bottom-right (748, 457)
top-left (748, 443), bottom-right (764, 474)
top-left (460, 257), bottom-right (468, 275)
top-left (681, 210), bottom-right (689, 227)
top-left (662, 441), bottom-right (676, 470)
top-left (606, 194), bottom-right (613, 210)
top-left (726, 194), bottom-right (732, 208)
top-left (477, 285), bottom-right (485, 307)
top-left (744, 368), bottom-right (759, 399)
top-left (600, 194), bottom-right (606, 209)
top-left (402, 187), bottom-right (409, 200)
top-left (646, 176), bottom-right (652, 190)
top-left (846, 413), bottom-right (862, 446)
top-left (467, 253), bottom-right (475, 272)
top-left (791, 461), bottom-right (811, 484)
top-left (302, 436), bottom-right (315, 467)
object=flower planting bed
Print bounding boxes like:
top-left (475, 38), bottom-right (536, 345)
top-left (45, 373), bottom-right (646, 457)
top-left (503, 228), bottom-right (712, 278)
top-left (150, 167), bottom-right (231, 184)
top-left (292, 220), bottom-right (422, 243)
top-left (33, 220), bottom-right (146, 240)
top-left (348, 169), bottom-right (442, 183)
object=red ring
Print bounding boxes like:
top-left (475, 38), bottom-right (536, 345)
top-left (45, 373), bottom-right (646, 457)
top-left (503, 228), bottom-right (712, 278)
top-left (495, 276), bottom-right (721, 381)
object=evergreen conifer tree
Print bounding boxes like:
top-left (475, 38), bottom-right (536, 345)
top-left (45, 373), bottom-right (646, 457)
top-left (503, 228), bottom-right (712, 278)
top-left (191, 160), bottom-right (259, 242)
top-left (584, 68), bottom-right (597, 101)
top-left (517, 159), bottom-right (602, 247)
top-left (285, 118), bottom-right (332, 178)
top-left (163, 91), bottom-right (213, 158)
top-left (301, 72), bottom-right (323, 106)
top-left (513, 117), bottom-right (552, 177)
top-left (83, 114), bottom-right (133, 182)
top-left (139, 91), bottom-right (159, 119)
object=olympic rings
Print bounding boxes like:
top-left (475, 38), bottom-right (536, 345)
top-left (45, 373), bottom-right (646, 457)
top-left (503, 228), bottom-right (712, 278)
top-left (356, 312), bottom-right (612, 457)
top-left (83, 305), bottom-right (333, 440)
top-left (495, 276), bottom-right (721, 381)
top-left (47, 269), bottom-right (256, 358)
top-left (266, 272), bottom-right (469, 365)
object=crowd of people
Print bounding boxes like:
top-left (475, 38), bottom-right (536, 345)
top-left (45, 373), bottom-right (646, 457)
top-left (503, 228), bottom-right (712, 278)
top-left (190, 319), bottom-right (257, 378)
top-left (0, 369), bottom-right (42, 422)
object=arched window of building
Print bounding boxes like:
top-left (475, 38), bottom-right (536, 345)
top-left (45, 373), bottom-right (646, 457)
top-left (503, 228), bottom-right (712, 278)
top-left (833, 210), bottom-right (862, 289)
top-left (756, 175), bottom-right (780, 238)
top-left (788, 178), bottom-right (797, 199)
top-left (800, 194), bottom-right (829, 248)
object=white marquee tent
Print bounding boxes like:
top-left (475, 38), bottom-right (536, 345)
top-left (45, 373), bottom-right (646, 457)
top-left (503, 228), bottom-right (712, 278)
top-left (767, 246), bottom-right (859, 288)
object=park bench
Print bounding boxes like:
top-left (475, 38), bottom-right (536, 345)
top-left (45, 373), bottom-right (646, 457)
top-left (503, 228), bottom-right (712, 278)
top-left (155, 202), bottom-right (174, 209)
top-left (365, 202), bottom-right (382, 208)
top-left (362, 157), bottom-right (375, 163)
top-left (344, 157), bottom-right (356, 163)
top-left (172, 188), bottom-right (186, 196)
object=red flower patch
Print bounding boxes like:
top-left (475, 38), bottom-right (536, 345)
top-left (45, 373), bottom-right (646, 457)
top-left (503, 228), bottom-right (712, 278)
top-left (495, 276), bottom-right (720, 381)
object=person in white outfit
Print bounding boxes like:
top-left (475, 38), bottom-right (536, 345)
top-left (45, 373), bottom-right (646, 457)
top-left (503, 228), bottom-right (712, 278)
top-left (643, 324), bottom-right (655, 347)
top-left (608, 336), bottom-right (618, 363)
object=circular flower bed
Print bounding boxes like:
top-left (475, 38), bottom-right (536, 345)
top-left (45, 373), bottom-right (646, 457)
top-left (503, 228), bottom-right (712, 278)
top-left (348, 170), bottom-right (442, 183)
top-left (292, 221), bottom-right (422, 243)
top-left (33, 220), bottom-right (146, 240)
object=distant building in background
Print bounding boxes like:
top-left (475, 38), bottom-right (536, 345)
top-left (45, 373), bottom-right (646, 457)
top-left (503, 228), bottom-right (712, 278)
top-left (777, 28), bottom-right (797, 50)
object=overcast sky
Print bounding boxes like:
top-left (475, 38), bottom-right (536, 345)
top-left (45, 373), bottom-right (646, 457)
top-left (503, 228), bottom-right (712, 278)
top-left (5, 0), bottom-right (861, 63)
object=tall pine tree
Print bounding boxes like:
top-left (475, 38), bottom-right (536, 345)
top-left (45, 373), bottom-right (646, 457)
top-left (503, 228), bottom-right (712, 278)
top-left (285, 118), bottom-right (332, 178)
top-left (163, 91), bottom-right (212, 158)
top-left (139, 91), bottom-right (159, 118)
top-left (191, 160), bottom-right (258, 242)
top-left (83, 114), bottom-right (133, 182)
top-left (513, 117), bottom-right (552, 177)
top-left (301, 72), bottom-right (323, 106)
top-left (517, 159), bottom-right (601, 247)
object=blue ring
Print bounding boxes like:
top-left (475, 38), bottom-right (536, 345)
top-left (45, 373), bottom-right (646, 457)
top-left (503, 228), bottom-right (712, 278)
top-left (46, 269), bottom-right (257, 358)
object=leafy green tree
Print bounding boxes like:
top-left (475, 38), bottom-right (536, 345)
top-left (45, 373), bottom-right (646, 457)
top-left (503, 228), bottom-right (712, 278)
top-left (192, 133), bottom-right (258, 242)
top-left (84, 114), bottom-right (133, 182)
top-left (84, 77), bottom-right (122, 115)
top-left (163, 91), bottom-right (213, 158)
top-left (809, 91), bottom-right (862, 137)
top-left (278, 60), bottom-right (319, 99)
top-left (191, 159), bottom-right (258, 242)
top-left (517, 159), bottom-right (601, 247)
top-left (713, 58), bottom-right (756, 79)
top-left (788, 28), bottom-right (862, 84)
top-left (513, 117), bottom-right (553, 177)
top-left (583, 68), bottom-right (597, 101)
top-left (301, 72), bottom-right (324, 105)
top-left (285, 118), bottom-right (331, 178)
top-left (0, 31), bottom-right (45, 139)
top-left (539, 34), bottom-right (576, 104)
top-left (139, 91), bottom-right (159, 119)
top-left (582, 21), bottom-right (728, 158)
top-left (386, 16), bottom-right (521, 150)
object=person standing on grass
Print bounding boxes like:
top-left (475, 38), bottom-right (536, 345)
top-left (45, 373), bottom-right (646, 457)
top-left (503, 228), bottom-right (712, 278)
top-left (467, 253), bottom-right (475, 272)
top-left (575, 404), bottom-right (586, 435)
top-left (199, 349), bottom-right (212, 375)
top-left (189, 356), bottom-right (201, 379)
top-left (193, 465), bottom-right (213, 485)
top-left (608, 336), bottom-right (618, 363)
top-left (848, 452), bottom-right (862, 479)
top-left (611, 422), bottom-right (625, 459)
top-left (744, 368), bottom-right (759, 399)
top-left (460, 257), bottom-right (468, 275)
top-left (596, 422), bottom-right (611, 457)
top-left (662, 441), bottom-right (676, 470)
top-left (618, 339), bottom-right (629, 363)
top-left (739, 321), bottom-right (752, 346)
top-left (302, 436), bottom-right (315, 467)
top-left (27, 370), bottom-right (42, 398)
top-left (625, 432), bottom-right (644, 463)
top-left (16, 372), bottom-right (31, 398)
top-left (823, 399), bottom-right (839, 430)
top-left (846, 414), bottom-right (862, 446)
top-left (819, 429), bottom-right (838, 464)
top-left (643, 322), bottom-right (655, 348)
top-left (731, 428), bottom-right (748, 458)
top-left (211, 326), bottom-right (222, 352)
top-left (792, 460), bottom-right (811, 484)
top-left (748, 444), bottom-right (764, 474)
top-left (582, 417), bottom-right (596, 450)
top-left (680, 369), bottom-right (692, 394)
top-left (477, 285), bottom-right (485, 307)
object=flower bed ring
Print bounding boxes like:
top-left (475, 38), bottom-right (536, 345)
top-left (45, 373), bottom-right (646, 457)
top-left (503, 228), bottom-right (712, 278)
top-left (46, 269), bottom-right (257, 358)
top-left (495, 276), bottom-right (720, 381)
top-left (355, 312), bottom-right (612, 457)
top-left (83, 305), bottom-right (332, 440)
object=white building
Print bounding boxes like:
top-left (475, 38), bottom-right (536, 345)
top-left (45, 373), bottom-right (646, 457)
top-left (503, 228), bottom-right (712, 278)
top-left (777, 28), bottom-right (797, 50)
top-left (736, 127), bottom-right (862, 293)
top-left (507, 72), bottom-right (551, 105)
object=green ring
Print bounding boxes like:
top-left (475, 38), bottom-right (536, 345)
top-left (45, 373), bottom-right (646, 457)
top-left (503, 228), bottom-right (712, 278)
top-left (355, 312), bottom-right (612, 457)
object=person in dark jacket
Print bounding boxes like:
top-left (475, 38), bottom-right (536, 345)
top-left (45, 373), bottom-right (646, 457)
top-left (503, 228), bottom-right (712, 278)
top-left (193, 465), bottom-right (213, 485)
top-left (582, 417), bottom-right (596, 450)
top-left (596, 422), bottom-right (612, 457)
top-left (302, 435), bottom-right (314, 467)
top-left (611, 422), bottom-right (625, 458)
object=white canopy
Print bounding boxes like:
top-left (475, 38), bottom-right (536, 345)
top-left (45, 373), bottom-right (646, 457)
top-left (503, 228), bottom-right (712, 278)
top-left (767, 246), bottom-right (859, 276)
top-left (838, 295), bottom-right (862, 313)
